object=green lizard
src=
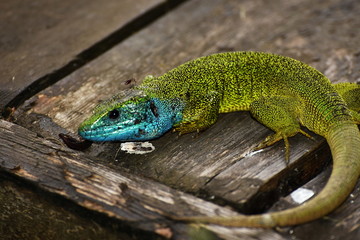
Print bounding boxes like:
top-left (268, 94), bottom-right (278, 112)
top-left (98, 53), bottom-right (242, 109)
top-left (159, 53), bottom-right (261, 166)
top-left (78, 51), bottom-right (360, 227)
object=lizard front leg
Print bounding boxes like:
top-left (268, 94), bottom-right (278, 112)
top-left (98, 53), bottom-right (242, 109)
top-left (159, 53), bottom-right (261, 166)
top-left (173, 91), bottom-right (221, 135)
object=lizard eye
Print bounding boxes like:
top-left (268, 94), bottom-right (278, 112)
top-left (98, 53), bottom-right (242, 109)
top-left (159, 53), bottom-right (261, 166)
top-left (108, 109), bottom-right (120, 119)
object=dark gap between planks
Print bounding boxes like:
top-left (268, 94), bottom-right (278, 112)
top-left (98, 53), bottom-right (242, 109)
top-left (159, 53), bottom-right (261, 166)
top-left (197, 141), bottom-right (332, 214)
top-left (2, 0), bottom-right (188, 118)
top-left (238, 143), bottom-right (332, 214)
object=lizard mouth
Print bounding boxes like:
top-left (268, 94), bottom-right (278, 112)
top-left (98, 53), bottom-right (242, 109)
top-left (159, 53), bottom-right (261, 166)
top-left (78, 121), bottom-right (155, 142)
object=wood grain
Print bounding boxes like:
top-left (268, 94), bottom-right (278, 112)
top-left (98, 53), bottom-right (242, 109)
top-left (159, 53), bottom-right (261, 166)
top-left (0, 0), bottom-right (178, 110)
top-left (4, 0), bottom-right (360, 238)
top-left (271, 167), bottom-right (360, 240)
top-left (17, 0), bottom-right (359, 202)
top-left (0, 119), bottom-right (284, 239)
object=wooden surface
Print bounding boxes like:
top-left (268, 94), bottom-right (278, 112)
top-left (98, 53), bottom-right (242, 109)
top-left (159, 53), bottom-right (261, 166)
top-left (1, 0), bottom-right (360, 239)
top-left (0, 119), bottom-right (284, 240)
top-left (0, 0), bottom-right (180, 110)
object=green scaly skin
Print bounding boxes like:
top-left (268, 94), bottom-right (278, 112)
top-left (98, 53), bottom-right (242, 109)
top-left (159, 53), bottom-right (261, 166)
top-left (78, 51), bottom-right (360, 227)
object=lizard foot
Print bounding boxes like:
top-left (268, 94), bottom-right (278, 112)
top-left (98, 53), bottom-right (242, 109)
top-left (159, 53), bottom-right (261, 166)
top-left (255, 129), bottom-right (313, 163)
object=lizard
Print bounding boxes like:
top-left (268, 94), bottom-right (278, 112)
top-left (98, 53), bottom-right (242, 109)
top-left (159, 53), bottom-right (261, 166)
top-left (78, 51), bottom-right (360, 227)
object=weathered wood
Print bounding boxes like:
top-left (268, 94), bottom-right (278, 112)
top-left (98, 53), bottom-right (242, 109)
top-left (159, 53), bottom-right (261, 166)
top-left (271, 167), bottom-right (360, 240)
top-left (0, 119), bottom-right (284, 240)
top-left (16, 0), bottom-right (359, 200)
top-left (0, 177), bottom-right (142, 240)
top-left (5, 0), bottom-right (360, 238)
top-left (0, 0), bottom-right (181, 111)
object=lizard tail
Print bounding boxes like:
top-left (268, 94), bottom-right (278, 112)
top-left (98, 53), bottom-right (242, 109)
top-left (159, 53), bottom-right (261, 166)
top-left (175, 122), bottom-right (360, 227)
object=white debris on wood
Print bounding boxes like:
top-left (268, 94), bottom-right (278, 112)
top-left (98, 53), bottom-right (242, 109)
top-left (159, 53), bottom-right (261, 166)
top-left (290, 187), bottom-right (315, 204)
top-left (120, 142), bottom-right (155, 154)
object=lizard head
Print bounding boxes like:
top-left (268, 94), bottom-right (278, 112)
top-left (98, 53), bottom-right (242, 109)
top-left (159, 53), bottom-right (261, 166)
top-left (78, 89), bottom-right (184, 142)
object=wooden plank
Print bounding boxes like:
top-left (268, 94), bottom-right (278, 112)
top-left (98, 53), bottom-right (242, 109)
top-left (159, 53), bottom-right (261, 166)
top-left (17, 0), bottom-right (359, 196)
top-left (0, 119), bottom-right (284, 240)
top-left (8, 0), bottom-right (360, 238)
top-left (0, 177), bottom-right (141, 240)
top-left (270, 167), bottom-right (360, 240)
top-left (0, 0), bottom-right (182, 111)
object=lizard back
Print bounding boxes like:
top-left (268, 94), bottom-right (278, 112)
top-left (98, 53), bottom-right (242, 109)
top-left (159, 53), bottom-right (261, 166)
top-left (139, 51), bottom-right (352, 136)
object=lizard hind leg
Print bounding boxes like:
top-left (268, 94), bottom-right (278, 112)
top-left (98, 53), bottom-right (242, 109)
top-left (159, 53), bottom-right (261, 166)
top-left (250, 96), bottom-right (309, 163)
top-left (333, 82), bottom-right (360, 124)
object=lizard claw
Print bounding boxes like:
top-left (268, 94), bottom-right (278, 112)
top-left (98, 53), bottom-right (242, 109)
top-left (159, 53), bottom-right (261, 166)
top-left (255, 129), bottom-right (313, 164)
top-left (254, 132), bottom-right (291, 164)
top-left (299, 129), bottom-right (314, 140)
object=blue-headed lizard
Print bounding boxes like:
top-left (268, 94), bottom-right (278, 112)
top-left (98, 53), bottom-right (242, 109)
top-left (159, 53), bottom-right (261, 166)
top-left (78, 51), bottom-right (360, 227)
